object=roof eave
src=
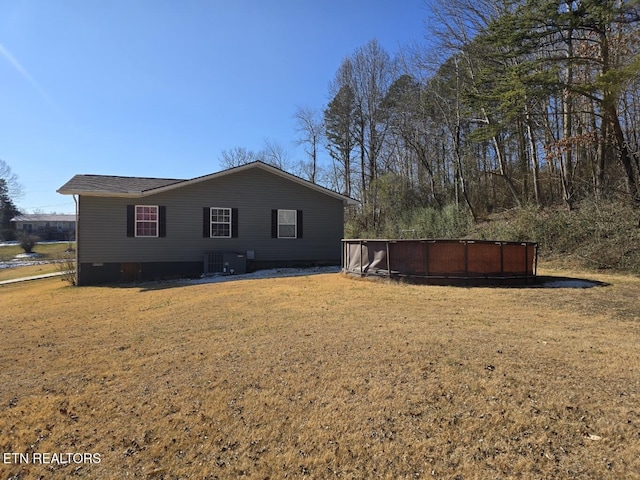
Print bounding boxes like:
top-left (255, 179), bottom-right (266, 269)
top-left (56, 189), bottom-right (145, 198)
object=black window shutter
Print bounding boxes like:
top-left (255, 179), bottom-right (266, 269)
top-left (232, 208), bottom-right (239, 238)
top-left (297, 210), bottom-right (303, 239)
top-left (203, 208), bottom-right (210, 238)
top-left (271, 210), bottom-right (278, 238)
top-left (127, 205), bottom-right (135, 237)
top-left (158, 206), bottom-right (166, 237)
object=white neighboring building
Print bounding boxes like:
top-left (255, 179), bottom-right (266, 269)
top-left (11, 214), bottom-right (76, 241)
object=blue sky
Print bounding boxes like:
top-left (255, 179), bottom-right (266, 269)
top-left (1, 0), bottom-right (432, 213)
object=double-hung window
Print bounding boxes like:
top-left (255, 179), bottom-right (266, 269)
top-left (210, 207), bottom-right (231, 237)
top-left (135, 205), bottom-right (158, 237)
top-left (277, 209), bottom-right (297, 238)
top-left (127, 205), bottom-right (166, 238)
top-left (270, 209), bottom-right (305, 239)
top-left (203, 207), bottom-right (238, 238)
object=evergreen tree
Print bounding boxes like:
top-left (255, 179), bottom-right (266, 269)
top-left (0, 179), bottom-right (20, 241)
top-left (325, 84), bottom-right (357, 197)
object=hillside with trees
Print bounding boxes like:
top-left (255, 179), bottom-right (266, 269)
top-left (315, 0), bottom-right (640, 273)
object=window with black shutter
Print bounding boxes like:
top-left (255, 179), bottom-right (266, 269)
top-left (272, 209), bottom-right (303, 238)
top-left (127, 205), bottom-right (164, 237)
top-left (203, 207), bottom-right (238, 238)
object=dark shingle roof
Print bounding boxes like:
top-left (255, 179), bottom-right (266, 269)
top-left (57, 174), bottom-right (185, 196)
top-left (57, 162), bottom-right (359, 205)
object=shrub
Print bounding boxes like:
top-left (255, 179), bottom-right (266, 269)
top-left (17, 233), bottom-right (39, 254)
top-left (471, 198), bottom-right (640, 274)
top-left (0, 228), bottom-right (16, 242)
top-left (345, 203), bottom-right (474, 240)
top-left (56, 252), bottom-right (77, 286)
top-left (407, 204), bottom-right (473, 239)
top-left (567, 199), bottom-right (640, 272)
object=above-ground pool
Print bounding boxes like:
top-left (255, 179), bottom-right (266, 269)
top-left (342, 239), bottom-right (538, 285)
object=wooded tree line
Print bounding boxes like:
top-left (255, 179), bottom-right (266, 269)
top-left (292, 0), bottom-right (640, 236)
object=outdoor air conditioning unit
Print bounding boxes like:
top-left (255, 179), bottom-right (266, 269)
top-left (204, 252), bottom-right (247, 275)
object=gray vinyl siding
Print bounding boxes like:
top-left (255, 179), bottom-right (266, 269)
top-left (77, 167), bottom-right (345, 265)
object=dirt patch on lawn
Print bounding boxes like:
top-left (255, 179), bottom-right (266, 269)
top-left (1, 268), bottom-right (639, 479)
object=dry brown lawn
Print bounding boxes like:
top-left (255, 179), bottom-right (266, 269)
top-left (0, 243), bottom-right (74, 262)
top-left (0, 264), bottom-right (62, 282)
top-left (1, 267), bottom-right (639, 479)
top-left (0, 242), bottom-right (75, 282)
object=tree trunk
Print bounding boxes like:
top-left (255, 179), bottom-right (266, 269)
top-left (608, 103), bottom-right (639, 199)
top-left (524, 101), bottom-right (541, 206)
top-left (454, 126), bottom-right (477, 221)
top-left (491, 134), bottom-right (522, 208)
top-left (561, 26), bottom-right (575, 209)
top-left (594, 101), bottom-right (607, 200)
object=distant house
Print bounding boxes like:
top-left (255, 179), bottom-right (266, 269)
top-left (57, 161), bottom-right (358, 285)
top-left (11, 214), bottom-right (76, 241)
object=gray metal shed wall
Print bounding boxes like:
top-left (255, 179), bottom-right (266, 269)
top-left (77, 168), bottom-right (345, 266)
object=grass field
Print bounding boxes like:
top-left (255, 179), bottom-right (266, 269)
top-left (0, 263), bottom-right (63, 282)
top-left (0, 243), bottom-right (74, 282)
top-left (1, 267), bottom-right (639, 479)
top-left (0, 242), bottom-right (74, 262)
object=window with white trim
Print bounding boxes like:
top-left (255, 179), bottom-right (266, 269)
top-left (210, 207), bottom-right (231, 237)
top-left (278, 209), bottom-right (297, 238)
top-left (136, 205), bottom-right (158, 237)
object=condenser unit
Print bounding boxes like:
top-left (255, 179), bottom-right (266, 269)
top-left (203, 252), bottom-right (247, 275)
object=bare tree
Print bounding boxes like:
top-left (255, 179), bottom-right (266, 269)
top-left (0, 159), bottom-right (23, 200)
top-left (220, 140), bottom-right (293, 172)
top-left (219, 147), bottom-right (263, 169)
top-left (261, 139), bottom-right (291, 171)
top-left (431, 56), bottom-right (477, 220)
top-left (350, 39), bottom-right (396, 198)
top-left (294, 106), bottom-right (324, 183)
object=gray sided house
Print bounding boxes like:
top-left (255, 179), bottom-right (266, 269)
top-left (57, 161), bottom-right (358, 285)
